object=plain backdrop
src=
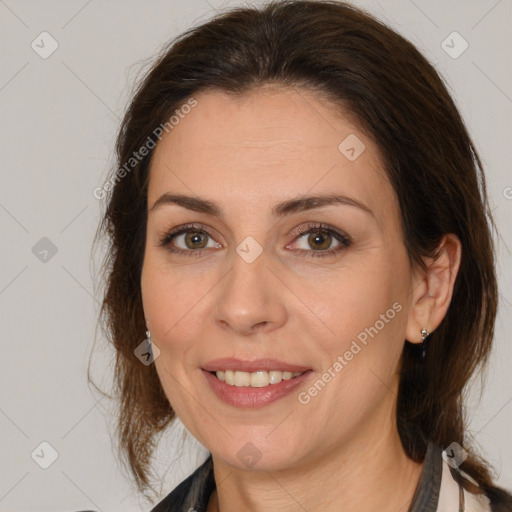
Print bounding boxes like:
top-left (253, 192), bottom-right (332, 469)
top-left (0, 1), bottom-right (511, 511)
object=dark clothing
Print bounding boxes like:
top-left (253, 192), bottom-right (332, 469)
top-left (150, 443), bottom-right (512, 511)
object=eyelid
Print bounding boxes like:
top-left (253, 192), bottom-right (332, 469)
top-left (286, 222), bottom-right (352, 253)
top-left (158, 223), bottom-right (217, 246)
top-left (290, 222), bottom-right (349, 240)
top-left (158, 221), bottom-right (352, 257)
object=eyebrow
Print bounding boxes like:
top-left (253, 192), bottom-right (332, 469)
top-left (148, 192), bottom-right (374, 218)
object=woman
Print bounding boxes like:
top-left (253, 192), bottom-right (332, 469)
top-left (94, 1), bottom-right (512, 510)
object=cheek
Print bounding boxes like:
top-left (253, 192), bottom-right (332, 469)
top-left (140, 257), bottom-right (206, 417)
top-left (140, 251), bottom-right (221, 364)
top-left (299, 267), bottom-right (408, 434)
top-left (307, 248), bottom-right (410, 375)
top-left (141, 254), bottom-right (192, 354)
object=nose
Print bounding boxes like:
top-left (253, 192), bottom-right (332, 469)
top-left (212, 248), bottom-right (287, 337)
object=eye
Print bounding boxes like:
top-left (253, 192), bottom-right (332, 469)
top-left (288, 223), bottom-right (352, 258)
top-left (159, 223), bottom-right (221, 256)
top-left (158, 222), bottom-right (351, 259)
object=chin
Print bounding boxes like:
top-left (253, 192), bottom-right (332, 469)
top-left (210, 434), bottom-right (304, 472)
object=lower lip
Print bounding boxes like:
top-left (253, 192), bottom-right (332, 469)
top-left (202, 369), bottom-right (312, 408)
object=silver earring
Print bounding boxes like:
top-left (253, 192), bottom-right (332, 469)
top-left (420, 328), bottom-right (430, 358)
top-left (145, 318), bottom-right (151, 341)
top-left (142, 328), bottom-right (156, 363)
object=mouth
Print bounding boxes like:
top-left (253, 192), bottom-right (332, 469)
top-left (210, 369), bottom-right (304, 387)
top-left (201, 358), bottom-right (313, 408)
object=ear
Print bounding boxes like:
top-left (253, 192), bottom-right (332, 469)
top-left (405, 234), bottom-right (462, 344)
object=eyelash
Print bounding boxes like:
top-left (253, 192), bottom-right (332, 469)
top-left (158, 222), bottom-right (352, 259)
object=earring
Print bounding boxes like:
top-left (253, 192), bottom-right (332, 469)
top-left (143, 327), bottom-right (156, 363)
top-left (420, 328), bottom-right (430, 358)
top-left (145, 318), bottom-right (151, 341)
top-left (145, 318), bottom-right (153, 354)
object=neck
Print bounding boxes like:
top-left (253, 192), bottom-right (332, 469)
top-left (207, 416), bottom-right (423, 512)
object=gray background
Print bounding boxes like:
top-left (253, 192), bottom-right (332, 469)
top-left (0, 1), bottom-right (511, 511)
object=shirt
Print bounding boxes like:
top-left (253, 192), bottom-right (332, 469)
top-left (150, 443), bottom-right (512, 511)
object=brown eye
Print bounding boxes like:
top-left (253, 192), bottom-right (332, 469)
top-left (289, 223), bottom-right (352, 258)
top-left (159, 224), bottom-right (222, 256)
top-left (184, 232), bottom-right (208, 249)
top-left (307, 231), bottom-right (333, 251)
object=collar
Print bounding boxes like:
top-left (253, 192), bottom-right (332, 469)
top-left (150, 442), bottom-right (491, 512)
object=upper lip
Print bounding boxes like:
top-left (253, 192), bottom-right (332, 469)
top-left (202, 358), bottom-right (311, 373)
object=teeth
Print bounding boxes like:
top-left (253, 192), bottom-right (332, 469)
top-left (269, 370), bottom-right (283, 384)
top-left (215, 370), bottom-right (303, 387)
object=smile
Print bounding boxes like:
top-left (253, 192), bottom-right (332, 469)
top-left (201, 358), bottom-right (313, 408)
top-left (214, 370), bottom-right (304, 387)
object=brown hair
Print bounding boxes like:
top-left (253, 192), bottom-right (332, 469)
top-left (93, 0), bottom-right (503, 501)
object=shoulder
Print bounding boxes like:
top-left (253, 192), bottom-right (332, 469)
top-left (150, 455), bottom-right (215, 512)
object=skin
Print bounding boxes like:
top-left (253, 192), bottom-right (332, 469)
top-left (140, 86), bottom-right (461, 512)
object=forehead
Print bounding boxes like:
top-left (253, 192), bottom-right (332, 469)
top-left (148, 87), bottom-right (395, 219)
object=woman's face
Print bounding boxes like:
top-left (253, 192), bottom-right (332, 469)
top-left (141, 87), bottom-right (417, 471)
